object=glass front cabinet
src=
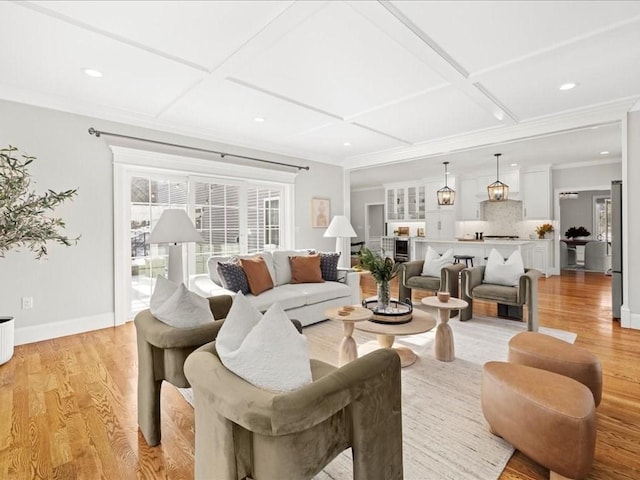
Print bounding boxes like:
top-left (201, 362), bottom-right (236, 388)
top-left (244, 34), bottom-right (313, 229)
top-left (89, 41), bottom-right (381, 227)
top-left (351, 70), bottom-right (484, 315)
top-left (385, 184), bottom-right (425, 221)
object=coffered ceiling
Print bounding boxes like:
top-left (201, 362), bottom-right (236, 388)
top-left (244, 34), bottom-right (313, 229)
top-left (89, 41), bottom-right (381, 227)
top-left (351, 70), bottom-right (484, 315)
top-left (1, 1), bottom-right (638, 185)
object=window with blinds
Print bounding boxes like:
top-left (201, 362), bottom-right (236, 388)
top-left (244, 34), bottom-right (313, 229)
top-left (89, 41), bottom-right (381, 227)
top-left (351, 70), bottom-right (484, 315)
top-left (130, 175), bottom-right (188, 312)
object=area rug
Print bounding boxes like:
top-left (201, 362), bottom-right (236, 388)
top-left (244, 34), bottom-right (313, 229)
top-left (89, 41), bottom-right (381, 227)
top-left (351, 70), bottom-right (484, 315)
top-left (179, 312), bottom-right (576, 480)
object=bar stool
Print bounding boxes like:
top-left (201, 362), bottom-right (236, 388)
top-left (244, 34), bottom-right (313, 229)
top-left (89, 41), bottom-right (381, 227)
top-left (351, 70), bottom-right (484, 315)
top-left (453, 255), bottom-right (474, 267)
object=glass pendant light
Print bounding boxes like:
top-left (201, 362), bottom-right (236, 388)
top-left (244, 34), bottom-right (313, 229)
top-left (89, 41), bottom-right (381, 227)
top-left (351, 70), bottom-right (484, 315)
top-left (437, 161), bottom-right (455, 205)
top-left (487, 153), bottom-right (509, 201)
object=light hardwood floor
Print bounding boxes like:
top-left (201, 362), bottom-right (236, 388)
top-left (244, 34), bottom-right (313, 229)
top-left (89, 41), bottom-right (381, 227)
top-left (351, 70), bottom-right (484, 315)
top-left (0, 271), bottom-right (638, 479)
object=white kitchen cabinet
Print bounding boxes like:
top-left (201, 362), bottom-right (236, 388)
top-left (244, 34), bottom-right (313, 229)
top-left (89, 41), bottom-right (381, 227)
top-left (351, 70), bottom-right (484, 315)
top-left (460, 178), bottom-right (483, 220)
top-left (522, 169), bottom-right (551, 220)
top-left (385, 184), bottom-right (425, 221)
top-left (425, 211), bottom-right (455, 240)
top-left (424, 178), bottom-right (455, 212)
top-left (532, 239), bottom-right (553, 277)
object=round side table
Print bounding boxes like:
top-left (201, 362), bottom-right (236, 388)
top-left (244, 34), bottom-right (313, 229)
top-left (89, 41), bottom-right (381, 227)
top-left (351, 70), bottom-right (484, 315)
top-left (421, 296), bottom-right (468, 362)
top-left (324, 306), bottom-right (373, 366)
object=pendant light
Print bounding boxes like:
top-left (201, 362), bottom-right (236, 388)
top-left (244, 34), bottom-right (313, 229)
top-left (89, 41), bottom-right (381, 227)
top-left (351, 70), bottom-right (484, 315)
top-left (437, 161), bottom-right (455, 205)
top-left (487, 153), bottom-right (509, 201)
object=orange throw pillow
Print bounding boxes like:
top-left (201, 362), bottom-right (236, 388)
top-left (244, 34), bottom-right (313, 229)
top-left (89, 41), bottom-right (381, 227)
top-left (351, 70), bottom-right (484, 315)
top-left (240, 256), bottom-right (274, 295)
top-left (290, 255), bottom-right (324, 284)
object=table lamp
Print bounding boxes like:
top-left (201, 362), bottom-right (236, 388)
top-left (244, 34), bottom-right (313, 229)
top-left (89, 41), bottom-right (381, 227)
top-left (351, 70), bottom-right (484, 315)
top-left (324, 215), bottom-right (357, 269)
top-left (148, 209), bottom-right (203, 284)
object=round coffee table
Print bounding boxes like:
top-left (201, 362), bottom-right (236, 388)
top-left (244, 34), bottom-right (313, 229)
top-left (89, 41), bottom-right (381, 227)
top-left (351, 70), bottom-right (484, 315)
top-left (354, 309), bottom-right (436, 367)
top-left (421, 296), bottom-right (468, 362)
top-left (325, 306), bottom-right (373, 366)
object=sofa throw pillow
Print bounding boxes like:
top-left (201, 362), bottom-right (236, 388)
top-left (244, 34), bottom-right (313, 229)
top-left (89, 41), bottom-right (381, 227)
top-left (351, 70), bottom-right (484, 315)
top-left (273, 249), bottom-right (311, 286)
top-left (290, 254), bottom-right (324, 284)
top-left (216, 294), bottom-right (312, 392)
top-left (150, 275), bottom-right (179, 314)
top-left (422, 246), bottom-right (454, 277)
top-left (216, 259), bottom-right (250, 295)
top-left (152, 282), bottom-right (215, 328)
top-left (484, 249), bottom-right (524, 287)
top-left (240, 256), bottom-right (275, 295)
top-left (319, 252), bottom-right (341, 281)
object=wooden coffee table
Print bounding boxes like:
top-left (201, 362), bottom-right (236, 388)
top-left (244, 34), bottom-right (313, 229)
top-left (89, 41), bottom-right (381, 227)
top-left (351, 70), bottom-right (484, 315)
top-left (354, 309), bottom-right (437, 367)
top-left (421, 296), bottom-right (468, 362)
top-left (325, 306), bottom-right (373, 366)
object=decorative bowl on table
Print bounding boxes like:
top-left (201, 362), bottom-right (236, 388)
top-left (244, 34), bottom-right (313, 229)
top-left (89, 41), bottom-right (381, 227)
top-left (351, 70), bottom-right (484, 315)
top-left (437, 291), bottom-right (451, 303)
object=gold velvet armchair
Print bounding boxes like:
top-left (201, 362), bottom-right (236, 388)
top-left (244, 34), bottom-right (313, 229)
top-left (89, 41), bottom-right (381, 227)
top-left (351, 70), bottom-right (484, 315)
top-left (134, 295), bottom-right (233, 446)
top-left (398, 261), bottom-right (464, 312)
top-left (184, 344), bottom-right (404, 480)
top-left (460, 266), bottom-right (541, 332)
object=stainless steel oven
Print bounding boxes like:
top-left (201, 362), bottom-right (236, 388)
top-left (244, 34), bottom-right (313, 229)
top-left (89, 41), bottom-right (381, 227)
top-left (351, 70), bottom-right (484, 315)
top-left (394, 237), bottom-right (410, 263)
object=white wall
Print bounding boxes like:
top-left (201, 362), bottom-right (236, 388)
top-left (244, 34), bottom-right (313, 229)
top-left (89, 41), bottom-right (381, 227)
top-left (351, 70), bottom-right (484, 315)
top-left (624, 110), bottom-right (640, 328)
top-left (0, 99), bottom-right (344, 343)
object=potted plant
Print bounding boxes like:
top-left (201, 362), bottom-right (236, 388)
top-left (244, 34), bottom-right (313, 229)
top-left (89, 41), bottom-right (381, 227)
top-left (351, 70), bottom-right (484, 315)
top-left (535, 223), bottom-right (554, 239)
top-left (0, 145), bottom-right (79, 364)
top-left (565, 226), bottom-right (591, 239)
top-left (356, 247), bottom-right (400, 312)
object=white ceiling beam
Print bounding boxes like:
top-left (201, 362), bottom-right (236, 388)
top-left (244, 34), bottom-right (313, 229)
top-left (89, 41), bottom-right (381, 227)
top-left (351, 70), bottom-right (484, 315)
top-left (343, 97), bottom-right (636, 170)
top-left (347, 0), bottom-right (518, 125)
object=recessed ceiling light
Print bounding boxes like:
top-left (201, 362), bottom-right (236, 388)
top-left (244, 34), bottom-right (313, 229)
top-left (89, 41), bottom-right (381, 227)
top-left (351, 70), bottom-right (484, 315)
top-left (254, 117), bottom-right (265, 122)
top-left (343, 142), bottom-right (351, 147)
top-left (559, 82), bottom-right (578, 91)
top-left (600, 151), bottom-right (609, 155)
top-left (83, 68), bottom-right (103, 78)
top-left (510, 163), bottom-right (518, 167)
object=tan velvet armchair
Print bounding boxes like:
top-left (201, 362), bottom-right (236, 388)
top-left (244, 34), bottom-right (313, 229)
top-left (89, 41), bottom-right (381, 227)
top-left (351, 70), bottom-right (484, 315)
top-left (184, 344), bottom-right (403, 480)
top-left (460, 266), bottom-right (541, 332)
top-left (398, 261), bottom-right (464, 312)
top-left (134, 295), bottom-right (233, 446)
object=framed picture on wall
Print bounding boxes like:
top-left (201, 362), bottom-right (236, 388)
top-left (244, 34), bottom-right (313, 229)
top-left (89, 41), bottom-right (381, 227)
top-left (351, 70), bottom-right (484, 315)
top-left (311, 197), bottom-right (330, 228)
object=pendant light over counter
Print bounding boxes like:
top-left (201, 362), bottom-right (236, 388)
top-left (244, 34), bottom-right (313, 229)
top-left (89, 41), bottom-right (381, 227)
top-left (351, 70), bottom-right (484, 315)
top-left (487, 153), bottom-right (509, 201)
top-left (437, 161), bottom-right (455, 206)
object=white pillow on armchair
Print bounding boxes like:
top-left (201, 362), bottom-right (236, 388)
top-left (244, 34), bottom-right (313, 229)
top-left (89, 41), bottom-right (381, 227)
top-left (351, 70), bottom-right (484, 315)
top-left (422, 246), bottom-right (454, 277)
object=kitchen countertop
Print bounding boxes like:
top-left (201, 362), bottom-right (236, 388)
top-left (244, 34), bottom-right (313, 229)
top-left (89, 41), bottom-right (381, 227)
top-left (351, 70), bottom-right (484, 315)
top-left (411, 238), bottom-right (536, 245)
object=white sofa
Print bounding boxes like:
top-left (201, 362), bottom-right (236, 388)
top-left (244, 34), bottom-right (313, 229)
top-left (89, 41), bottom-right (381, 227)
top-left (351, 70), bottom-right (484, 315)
top-left (190, 250), bottom-right (360, 327)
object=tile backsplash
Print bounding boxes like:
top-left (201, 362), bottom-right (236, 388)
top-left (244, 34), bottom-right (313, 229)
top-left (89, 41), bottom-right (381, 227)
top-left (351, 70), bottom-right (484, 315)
top-left (458, 200), bottom-right (553, 239)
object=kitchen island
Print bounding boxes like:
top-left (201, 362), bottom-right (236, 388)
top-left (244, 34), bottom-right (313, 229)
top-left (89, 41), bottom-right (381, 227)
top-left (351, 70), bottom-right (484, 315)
top-left (411, 238), bottom-right (537, 269)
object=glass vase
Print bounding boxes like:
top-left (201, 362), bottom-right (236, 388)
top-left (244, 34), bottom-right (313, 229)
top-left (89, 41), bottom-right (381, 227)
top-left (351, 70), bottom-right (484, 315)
top-left (377, 280), bottom-right (391, 312)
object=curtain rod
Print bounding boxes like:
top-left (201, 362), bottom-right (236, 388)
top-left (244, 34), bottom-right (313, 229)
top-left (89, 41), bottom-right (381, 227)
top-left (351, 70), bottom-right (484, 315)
top-left (87, 127), bottom-right (309, 171)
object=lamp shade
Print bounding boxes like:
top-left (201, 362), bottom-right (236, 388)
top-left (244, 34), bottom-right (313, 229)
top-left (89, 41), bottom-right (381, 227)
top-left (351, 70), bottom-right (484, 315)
top-left (148, 209), bottom-right (203, 244)
top-left (323, 215), bottom-right (356, 238)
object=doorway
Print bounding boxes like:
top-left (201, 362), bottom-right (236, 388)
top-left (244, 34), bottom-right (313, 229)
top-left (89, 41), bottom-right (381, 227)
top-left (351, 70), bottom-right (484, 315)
top-left (365, 203), bottom-right (385, 255)
top-left (556, 187), bottom-right (611, 275)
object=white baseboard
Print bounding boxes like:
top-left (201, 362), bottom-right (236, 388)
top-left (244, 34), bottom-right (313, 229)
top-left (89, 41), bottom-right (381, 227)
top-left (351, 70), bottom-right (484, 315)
top-left (620, 306), bottom-right (640, 330)
top-left (15, 312), bottom-right (116, 346)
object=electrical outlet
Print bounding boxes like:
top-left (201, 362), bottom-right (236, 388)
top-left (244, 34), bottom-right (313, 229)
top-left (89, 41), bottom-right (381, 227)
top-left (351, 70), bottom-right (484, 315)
top-left (22, 297), bottom-right (33, 309)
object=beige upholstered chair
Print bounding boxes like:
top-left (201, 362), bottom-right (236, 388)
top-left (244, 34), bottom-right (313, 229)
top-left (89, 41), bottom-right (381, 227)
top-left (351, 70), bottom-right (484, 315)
top-left (398, 261), bottom-right (464, 309)
top-left (560, 241), bottom-right (577, 268)
top-left (134, 295), bottom-right (233, 446)
top-left (184, 344), bottom-right (403, 480)
top-left (460, 267), bottom-right (541, 331)
top-left (584, 241), bottom-right (609, 272)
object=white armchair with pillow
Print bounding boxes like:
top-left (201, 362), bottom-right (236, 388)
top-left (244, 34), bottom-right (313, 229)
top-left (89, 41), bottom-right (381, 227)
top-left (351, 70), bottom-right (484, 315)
top-left (460, 249), bottom-right (541, 331)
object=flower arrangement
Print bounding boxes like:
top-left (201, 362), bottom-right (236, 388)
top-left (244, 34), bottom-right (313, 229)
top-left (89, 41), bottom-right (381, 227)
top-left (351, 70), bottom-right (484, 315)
top-left (535, 223), bottom-right (554, 239)
top-left (356, 247), bottom-right (399, 283)
top-left (565, 226), bottom-right (591, 239)
top-left (356, 247), bottom-right (400, 311)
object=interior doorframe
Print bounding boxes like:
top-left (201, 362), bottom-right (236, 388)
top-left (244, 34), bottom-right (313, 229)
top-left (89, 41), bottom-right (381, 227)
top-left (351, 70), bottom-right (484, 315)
top-left (553, 183), bottom-right (611, 276)
top-left (364, 202), bottom-right (385, 254)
